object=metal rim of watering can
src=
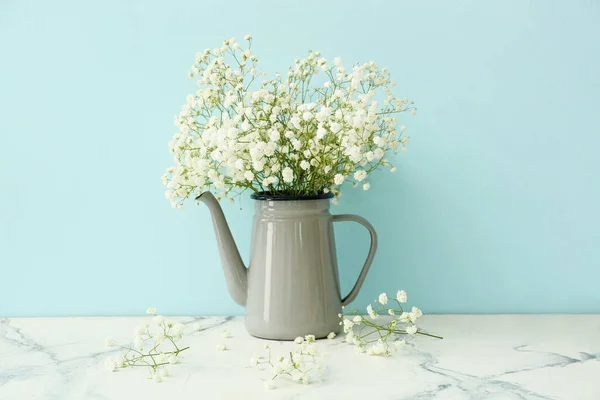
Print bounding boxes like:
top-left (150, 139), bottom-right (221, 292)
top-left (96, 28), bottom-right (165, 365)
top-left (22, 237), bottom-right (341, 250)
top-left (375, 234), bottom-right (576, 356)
top-left (250, 191), bottom-right (334, 201)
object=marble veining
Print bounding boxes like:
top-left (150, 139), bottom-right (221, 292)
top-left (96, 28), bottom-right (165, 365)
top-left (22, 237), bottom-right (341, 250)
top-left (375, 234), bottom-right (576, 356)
top-left (0, 315), bottom-right (599, 400)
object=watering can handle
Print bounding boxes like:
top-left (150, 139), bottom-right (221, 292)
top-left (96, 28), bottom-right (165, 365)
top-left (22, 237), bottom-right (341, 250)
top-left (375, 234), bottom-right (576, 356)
top-left (333, 214), bottom-right (378, 306)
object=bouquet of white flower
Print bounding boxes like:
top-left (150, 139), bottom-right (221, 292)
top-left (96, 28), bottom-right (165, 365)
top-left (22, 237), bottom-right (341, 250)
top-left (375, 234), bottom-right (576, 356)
top-left (163, 35), bottom-right (415, 207)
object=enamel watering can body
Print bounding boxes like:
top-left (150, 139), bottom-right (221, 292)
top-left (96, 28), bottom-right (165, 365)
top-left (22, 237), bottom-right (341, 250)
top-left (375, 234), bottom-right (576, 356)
top-left (198, 191), bottom-right (377, 340)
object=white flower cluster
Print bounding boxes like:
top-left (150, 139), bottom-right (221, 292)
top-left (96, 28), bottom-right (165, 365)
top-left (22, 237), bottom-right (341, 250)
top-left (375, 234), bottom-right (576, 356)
top-left (252, 335), bottom-right (325, 390)
top-left (216, 328), bottom-right (232, 351)
top-left (104, 307), bottom-right (190, 382)
top-left (341, 290), bottom-right (441, 356)
top-left (163, 35), bottom-right (415, 207)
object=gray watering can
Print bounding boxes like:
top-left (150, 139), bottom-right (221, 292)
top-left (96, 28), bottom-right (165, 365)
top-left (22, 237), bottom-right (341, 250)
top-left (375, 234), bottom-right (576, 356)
top-left (198, 191), bottom-right (377, 340)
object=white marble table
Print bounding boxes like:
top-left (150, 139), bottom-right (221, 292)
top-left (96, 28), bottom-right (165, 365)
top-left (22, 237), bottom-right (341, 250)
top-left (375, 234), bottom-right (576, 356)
top-left (1, 315), bottom-right (599, 400)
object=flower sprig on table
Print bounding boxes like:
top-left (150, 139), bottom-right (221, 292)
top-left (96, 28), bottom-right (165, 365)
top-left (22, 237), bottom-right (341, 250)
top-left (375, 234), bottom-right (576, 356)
top-left (104, 307), bottom-right (190, 382)
top-left (341, 290), bottom-right (442, 356)
top-left (163, 34), bottom-right (415, 207)
top-left (251, 335), bottom-right (326, 390)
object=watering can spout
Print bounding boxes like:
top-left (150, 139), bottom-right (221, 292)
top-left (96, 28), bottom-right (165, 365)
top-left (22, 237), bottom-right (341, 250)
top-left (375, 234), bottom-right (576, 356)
top-left (196, 191), bottom-right (247, 306)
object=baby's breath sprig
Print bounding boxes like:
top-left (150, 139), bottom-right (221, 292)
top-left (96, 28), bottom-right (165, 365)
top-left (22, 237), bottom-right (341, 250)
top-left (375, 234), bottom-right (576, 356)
top-left (341, 290), bottom-right (442, 356)
top-left (104, 307), bottom-right (190, 382)
top-left (251, 335), bottom-right (325, 390)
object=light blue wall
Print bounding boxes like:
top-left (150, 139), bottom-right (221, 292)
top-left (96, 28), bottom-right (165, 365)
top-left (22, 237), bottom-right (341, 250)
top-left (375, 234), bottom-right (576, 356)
top-left (1, 1), bottom-right (599, 317)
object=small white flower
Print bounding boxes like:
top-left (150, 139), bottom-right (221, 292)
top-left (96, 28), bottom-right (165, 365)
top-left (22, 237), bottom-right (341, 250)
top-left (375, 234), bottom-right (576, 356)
top-left (406, 325), bottom-right (418, 335)
top-left (390, 166), bottom-right (398, 173)
top-left (362, 183), bottom-right (370, 191)
top-left (411, 306), bottom-right (423, 318)
top-left (222, 329), bottom-right (231, 338)
top-left (331, 197), bottom-right (340, 205)
top-left (300, 160), bottom-right (310, 170)
top-left (345, 331), bottom-right (355, 344)
top-left (388, 309), bottom-right (395, 316)
top-left (301, 373), bottom-right (310, 385)
top-left (153, 315), bottom-right (164, 325)
top-left (269, 129), bottom-right (280, 142)
top-left (264, 380), bottom-right (276, 390)
top-left (399, 312), bottom-right (410, 323)
top-left (334, 174), bottom-right (345, 185)
top-left (104, 337), bottom-right (115, 348)
top-left (244, 170), bottom-right (255, 181)
top-left (146, 307), bottom-right (156, 315)
top-left (216, 343), bottom-right (227, 351)
top-left (343, 318), bottom-right (354, 333)
top-left (305, 334), bottom-right (316, 342)
top-left (282, 167), bottom-right (294, 183)
top-left (104, 356), bottom-right (116, 372)
top-left (294, 336), bottom-right (304, 344)
top-left (366, 304), bottom-right (378, 320)
top-left (133, 335), bottom-right (144, 350)
top-left (397, 290), bottom-right (407, 303)
top-left (154, 332), bottom-right (165, 344)
top-left (378, 293), bottom-right (388, 305)
top-left (394, 340), bottom-right (406, 350)
top-left (353, 170), bottom-right (367, 182)
top-left (327, 332), bottom-right (336, 340)
top-left (171, 322), bottom-right (185, 338)
top-left (244, 34), bottom-right (252, 40)
top-left (352, 315), bottom-right (362, 323)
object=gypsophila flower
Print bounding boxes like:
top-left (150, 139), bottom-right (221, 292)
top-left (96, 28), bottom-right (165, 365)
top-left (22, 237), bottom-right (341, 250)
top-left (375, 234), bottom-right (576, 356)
top-left (327, 332), bottom-right (336, 340)
top-left (366, 304), bottom-right (379, 320)
top-left (105, 337), bottom-right (115, 348)
top-left (105, 356), bottom-right (116, 372)
top-left (378, 292), bottom-right (388, 305)
top-left (222, 329), bottom-right (232, 338)
top-left (341, 289), bottom-right (441, 356)
top-left (163, 36), bottom-right (415, 207)
top-left (397, 290), bottom-right (407, 303)
top-left (216, 343), bottom-right (227, 351)
top-left (104, 308), bottom-right (190, 381)
top-left (411, 306), bottom-right (423, 318)
top-left (394, 340), bottom-right (406, 350)
top-left (264, 380), bottom-right (276, 390)
top-left (253, 335), bottom-right (325, 389)
top-left (354, 170), bottom-right (367, 182)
